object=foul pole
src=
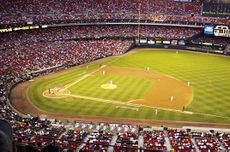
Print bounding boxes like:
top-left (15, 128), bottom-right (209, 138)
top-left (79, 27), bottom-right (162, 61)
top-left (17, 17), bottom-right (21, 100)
top-left (137, 4), bottom-right (141, 45)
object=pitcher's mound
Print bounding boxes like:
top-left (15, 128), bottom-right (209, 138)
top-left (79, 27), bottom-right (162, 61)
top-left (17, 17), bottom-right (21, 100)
top-left (101, 84), bottom-right (117, 90)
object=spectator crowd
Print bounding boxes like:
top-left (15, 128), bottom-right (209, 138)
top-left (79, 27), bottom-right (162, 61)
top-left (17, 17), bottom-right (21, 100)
top-left (0, 6), bottom-right (229, 150)
top-left (0, 0), bottom-right (229, 25)
top-left (0, 25), bottom-right (202, 49)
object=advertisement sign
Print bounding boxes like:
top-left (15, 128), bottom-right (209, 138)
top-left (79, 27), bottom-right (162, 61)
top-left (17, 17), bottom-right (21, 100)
top-left (214, 25), bottom-right (230, 37)
top-left (204, 25), bottom-right (214, 35)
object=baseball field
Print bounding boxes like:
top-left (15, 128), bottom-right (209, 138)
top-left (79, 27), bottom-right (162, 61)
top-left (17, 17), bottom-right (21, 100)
top-left (11, 49), bottom-right (230, 125)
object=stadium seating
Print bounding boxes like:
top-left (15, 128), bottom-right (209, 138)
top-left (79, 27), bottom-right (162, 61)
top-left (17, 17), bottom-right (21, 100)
top-left (0, 25), bottom-right (202, 49)
top-left (217, 133), bottom-right (230, 151)
top-left (0, 39), bottom-right (132, 80)
top-left (58, 130), bottom-right (87, 151)
top-left (0, 0), bottom-right (202, 17)
top-left (195, 137), bottom-right (220, 152)
top-left (81, 131), bottom-right (113, 151)
top-left (0, 1), bottom-right (229, 151)
top-left (168, 129), bottom-right (195, 152)
top-left (143, 130), bottom-right (167, 151)
top-left (114, 132), bottom-right (139, 152)
top-left (203, 2), bottom-right (230, 17)
top-left (0, 0), bottom-right (229, 25)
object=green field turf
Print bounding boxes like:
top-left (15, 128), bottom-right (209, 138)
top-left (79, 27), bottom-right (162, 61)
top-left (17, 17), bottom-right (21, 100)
top-left (28, 49), bottom-right (230, 124)
top-left (69, 75), bottom-right (152, 101)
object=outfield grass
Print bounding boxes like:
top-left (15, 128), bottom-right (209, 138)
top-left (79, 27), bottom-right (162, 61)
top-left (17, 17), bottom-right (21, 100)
top-left (28, 49), bottom-right (230, 124)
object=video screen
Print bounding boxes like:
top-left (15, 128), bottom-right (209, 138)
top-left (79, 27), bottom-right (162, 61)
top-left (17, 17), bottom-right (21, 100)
top-left (204, 25), bottom-right (214, 35)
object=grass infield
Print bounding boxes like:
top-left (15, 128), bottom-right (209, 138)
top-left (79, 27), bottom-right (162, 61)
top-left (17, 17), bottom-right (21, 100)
top-left (27, 49), bottom-right (230, 124)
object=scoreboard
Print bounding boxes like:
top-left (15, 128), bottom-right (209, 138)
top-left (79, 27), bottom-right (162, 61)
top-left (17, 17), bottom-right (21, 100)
top-left (204, 25), bottom-right (230, 38)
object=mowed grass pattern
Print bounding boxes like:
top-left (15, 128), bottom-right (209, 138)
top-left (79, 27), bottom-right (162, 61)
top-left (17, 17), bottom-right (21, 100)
top-left (69, 74), bottom-right (152, 101)
top-left (29, 49), bottom-right (230, 124)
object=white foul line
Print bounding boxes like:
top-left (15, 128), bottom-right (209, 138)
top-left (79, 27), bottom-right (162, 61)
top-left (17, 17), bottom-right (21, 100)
top-left (68, 94), bottom-right (141, 108)
top-left (62, 65), bottom-right (106, 90)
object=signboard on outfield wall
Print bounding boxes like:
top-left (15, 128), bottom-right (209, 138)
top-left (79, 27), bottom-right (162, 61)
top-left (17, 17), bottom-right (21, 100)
top-left (148, 40), bottom-right (155, 44)
top-left (214, 25), bottom-right (230, 38)
top-left (171, 40), bottom-right (178, 45)
top-left (140, 39), bottom-right (147, 44)
top-left (163, 41), bottom-right (170, 44)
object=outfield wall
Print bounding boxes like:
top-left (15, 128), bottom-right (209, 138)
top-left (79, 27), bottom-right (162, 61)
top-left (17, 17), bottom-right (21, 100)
top-left (133, 43), bottom-right (230, 56)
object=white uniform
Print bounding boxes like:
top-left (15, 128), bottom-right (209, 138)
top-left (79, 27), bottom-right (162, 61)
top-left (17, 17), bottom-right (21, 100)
top-left (155, 109), bottom-right (158, 115)
top-left (170, 96), bottom-right (174, 102)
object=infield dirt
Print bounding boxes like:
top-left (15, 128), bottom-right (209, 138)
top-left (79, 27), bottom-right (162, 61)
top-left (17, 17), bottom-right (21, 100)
top-left (95, 67), bottom-right (193, 110)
